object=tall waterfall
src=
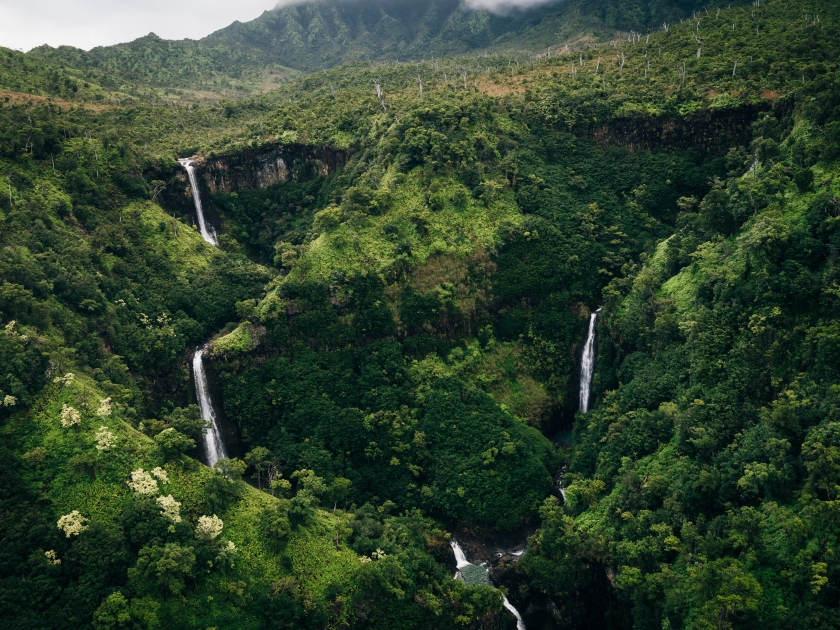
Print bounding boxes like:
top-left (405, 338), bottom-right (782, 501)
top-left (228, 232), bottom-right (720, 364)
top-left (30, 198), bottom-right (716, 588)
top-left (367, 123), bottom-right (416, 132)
top-left (450, 540), bottom-right (526, 630)
top-left (178, 159), bottom-right (216, 245)
top-left (193, 346), bottom-right (227, 468)
top-left (579, 309), bottom-right (600, 413)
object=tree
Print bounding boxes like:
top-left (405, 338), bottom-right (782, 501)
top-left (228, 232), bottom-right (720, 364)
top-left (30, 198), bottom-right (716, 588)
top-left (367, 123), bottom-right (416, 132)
top-left (214, 457), bottom-right (246, 480)
top-left (127, 469), bottom-right (159, 495)
top-left (95, 425), bottom-right (117, 452)
top-left (154, 428), bottom-right (195, 461)
top-left (244, 446), bottom-right (272, 489)
top-left (128, 543), bottom-right (196, 596)
top-left (288, 469), bottom-right (326, 527)
top-left (195, 514), bottom-right (223, 540)
top-left (57, 510), bottom-right (88, 537)
top-left (60, 403), bottom-right (82, 428)
top-left (150, 180), bottom-right (166, 202)
top-left (156, 495), bottom-right (181, 523)
top-left (93, 592), bottom-right (131, 630)
top-left (165, 405), bottom-right (207, 439)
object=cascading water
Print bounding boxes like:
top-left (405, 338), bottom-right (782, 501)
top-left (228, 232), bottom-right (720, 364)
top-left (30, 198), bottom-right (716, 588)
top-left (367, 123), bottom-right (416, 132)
top-left (502, 598), bottom-right (526, 630)
top-left (578, 308), bottom-right (601, 413)
top-left (178, 159), bottom-right (216, 245)
top-left (450, 541), bottom-right (526, 630)
top-left (192, 346), bottom-right (227, 468)
top-left (451, 540), bottom-right (470, 570)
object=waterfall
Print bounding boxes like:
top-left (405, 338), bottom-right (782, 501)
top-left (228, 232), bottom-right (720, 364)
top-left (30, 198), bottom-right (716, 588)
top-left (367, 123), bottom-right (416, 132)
top-left (450, 540), bottom-right (470, 569)
top-left (192, 346), bottom-right (227, 468)
top-left (178, 159), bottom-right (216, 245)
top-left (502, 597), bottom-right (527, 630)
top-left (450, 540), bottom-right (526, 630)
top-left (579, 308), bottom-right (601, 413)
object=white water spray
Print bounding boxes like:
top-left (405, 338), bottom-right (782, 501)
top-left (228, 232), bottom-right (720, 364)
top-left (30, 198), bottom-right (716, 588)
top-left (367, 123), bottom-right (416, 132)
top-left (451, 540), bottom-right (470, 569)
top-left (193, 346), bottom-right (227, 468)
top-left (178, 159), bottom-right (216, 245)
top-left (579, 308), bottom-right (601, 413)
top-left (450, 540), bottom-right (525, 630)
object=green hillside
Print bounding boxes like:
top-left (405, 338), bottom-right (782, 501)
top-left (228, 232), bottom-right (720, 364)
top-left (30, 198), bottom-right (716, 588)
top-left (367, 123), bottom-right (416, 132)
top-left (1, 0), bottom-right (840, 629)
top-left (13, 0), bottom-right (737, 99)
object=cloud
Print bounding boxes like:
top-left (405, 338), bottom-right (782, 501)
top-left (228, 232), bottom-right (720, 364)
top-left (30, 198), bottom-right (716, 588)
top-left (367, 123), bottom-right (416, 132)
top-left (462, 0), bottom-right (563, 14)
top-left (0, 0), bottom-right (276, 52)
top-left (272, 0), bottom-right (564, 13)
top-left (0, 0), bottom-right (564, 52)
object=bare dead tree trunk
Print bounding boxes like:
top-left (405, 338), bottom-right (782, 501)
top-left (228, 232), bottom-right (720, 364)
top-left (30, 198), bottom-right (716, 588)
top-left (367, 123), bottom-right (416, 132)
top-left (596, 57), bottom-right (601, 73)
top-left (678, 62), bottom-right (687, 86)
top-left (373, 79), bottom-right (386, 111)
top-left (619, 51), bottom-right (625, 77)
top-left (463, 71), bottom-right (467, 89)
top-left (732, 59), bottom-right (738, 77)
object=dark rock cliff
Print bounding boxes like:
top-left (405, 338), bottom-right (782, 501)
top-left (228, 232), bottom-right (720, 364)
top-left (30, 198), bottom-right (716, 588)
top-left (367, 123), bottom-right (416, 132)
top-left (151, 142), bottom-right (347, 233)
top-left (589, 103), bottom-right (768, 155)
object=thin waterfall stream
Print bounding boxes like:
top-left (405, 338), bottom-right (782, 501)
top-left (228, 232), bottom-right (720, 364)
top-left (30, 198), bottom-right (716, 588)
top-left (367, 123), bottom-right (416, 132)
top-left (579, 308), bottom-right (601, 413)
top-left (193, 346), bottom-right (227, 468)
top-left (179, 159), bottom-right (216, 245)
top-left (450, 540), bottom-right (526, 630)
top-left (180, 157), bottom-right (226, 467)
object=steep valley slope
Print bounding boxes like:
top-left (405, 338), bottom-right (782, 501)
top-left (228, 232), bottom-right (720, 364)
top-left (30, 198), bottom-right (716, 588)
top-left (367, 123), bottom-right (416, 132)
top-left (1, 1), bottom-right (839, 629)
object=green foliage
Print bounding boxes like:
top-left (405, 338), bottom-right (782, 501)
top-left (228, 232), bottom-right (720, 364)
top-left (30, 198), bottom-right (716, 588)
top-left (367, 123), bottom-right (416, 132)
top-left (128, 542), bottom-right (196, 595)
top-left (521, 41), bottom-right (840, 628)
top-left (153, 428), bottom-right (195, 461)
top-left (3, 1), bottom-right (840, 628)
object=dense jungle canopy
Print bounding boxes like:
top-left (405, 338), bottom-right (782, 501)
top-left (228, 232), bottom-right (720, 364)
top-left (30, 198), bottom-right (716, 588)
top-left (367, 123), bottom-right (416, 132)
top-left (1, 1), bottom-right (839, 629)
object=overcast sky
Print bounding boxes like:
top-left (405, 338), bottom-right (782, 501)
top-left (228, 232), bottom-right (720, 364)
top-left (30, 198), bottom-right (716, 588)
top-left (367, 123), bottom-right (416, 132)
top-left (0, 0), bottom-right (560, 52)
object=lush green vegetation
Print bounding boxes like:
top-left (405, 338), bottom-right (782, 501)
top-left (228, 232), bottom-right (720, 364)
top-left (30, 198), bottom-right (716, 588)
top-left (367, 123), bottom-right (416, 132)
top-left (7, 0), bottom-right (741, 102)
top-left (1, 0), bottom-right (840, 628)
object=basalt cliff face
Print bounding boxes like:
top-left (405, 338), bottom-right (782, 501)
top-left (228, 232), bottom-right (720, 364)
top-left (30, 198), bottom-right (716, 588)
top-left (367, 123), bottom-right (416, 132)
top-left (189, 143), bottom-right (347, 194)
top-left (589, 102), bottom-right (771, 154)
top-left (154, 142), bottom-right (346, 223)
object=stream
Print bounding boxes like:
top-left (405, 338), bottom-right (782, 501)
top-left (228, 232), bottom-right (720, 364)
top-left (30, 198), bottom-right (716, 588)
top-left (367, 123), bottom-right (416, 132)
top-left (450, 540), bottom-right (526, 630)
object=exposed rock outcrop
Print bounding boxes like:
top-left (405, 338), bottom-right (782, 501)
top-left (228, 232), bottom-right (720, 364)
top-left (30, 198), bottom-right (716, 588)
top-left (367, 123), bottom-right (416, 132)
top-left (151, 142), bottom-right (347, 236)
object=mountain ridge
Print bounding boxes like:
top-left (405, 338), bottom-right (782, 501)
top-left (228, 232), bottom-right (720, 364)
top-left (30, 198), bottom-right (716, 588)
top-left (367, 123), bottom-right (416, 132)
top-left (18, 0), bottom-right (731, 96)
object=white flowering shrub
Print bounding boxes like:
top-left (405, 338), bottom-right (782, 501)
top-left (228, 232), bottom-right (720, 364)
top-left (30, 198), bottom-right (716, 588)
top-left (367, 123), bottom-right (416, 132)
top-left (60, 403), bottom-right (81, 428)
top-left (95, 397), bottom-right (112, 418)
top-left (3, 395), bottom-right (16, 407)
top-left (127, 468), bottom-right (158, 495)
top-left (4, 320), bottom-right (17, 336)
top-left (57, 510), bottom-right (88, 537)
top-left (44, 550), bottom-right (61, 565)
top-left (358, 555), bottom-right (372, 563)
top-left (151, 466), bottom-right (169, 483)
top-left (196, 514), bottom-right (224, 540)
top-left (53, 372), bottom-right (75, 389)
top-left (95, 426), bottom-right (116, 451)
top-left (156, 494), bottom-right (182, 523)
